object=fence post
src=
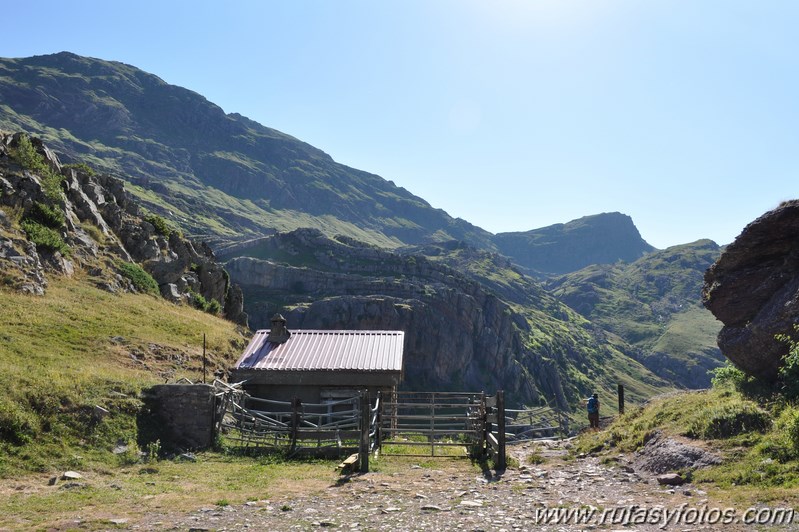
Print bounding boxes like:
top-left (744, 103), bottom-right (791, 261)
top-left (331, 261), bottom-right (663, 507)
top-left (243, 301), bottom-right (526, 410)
top-left (482, 395), bottom-right (487, 458)
top-left (359, 391), bottom-right (370, 473)
top-left (496, 390), bottom-right (506, 470)
top-left (290, 397), bottom-right (301, 453)
top-left (375, 391), bottom-right (383, 455)
top-left (618, 384), bottom-right (625, 415)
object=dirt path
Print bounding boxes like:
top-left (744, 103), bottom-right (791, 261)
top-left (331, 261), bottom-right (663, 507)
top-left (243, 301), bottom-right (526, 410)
top-left (122, 438), bottom-right (791, 531)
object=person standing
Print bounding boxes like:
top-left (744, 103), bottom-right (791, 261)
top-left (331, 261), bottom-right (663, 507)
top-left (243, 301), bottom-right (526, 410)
top-left (587, 393), bottom-right (600, 429)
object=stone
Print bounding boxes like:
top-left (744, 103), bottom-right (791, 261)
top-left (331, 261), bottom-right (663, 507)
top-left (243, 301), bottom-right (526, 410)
top-left (656, 473), bottom-right (685, 486)
top-left (703, 200), bottom-right (799, 380)
top-left (61, 471), bottom-right (83, 480)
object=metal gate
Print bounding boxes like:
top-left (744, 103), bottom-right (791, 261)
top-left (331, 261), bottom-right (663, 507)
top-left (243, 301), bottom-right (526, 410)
top-left (373, 391), bottom-right (506, 468)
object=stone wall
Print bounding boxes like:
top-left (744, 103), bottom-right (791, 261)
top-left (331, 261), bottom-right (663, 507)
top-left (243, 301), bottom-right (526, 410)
top-left (139, 384), bottom-right (216, 452)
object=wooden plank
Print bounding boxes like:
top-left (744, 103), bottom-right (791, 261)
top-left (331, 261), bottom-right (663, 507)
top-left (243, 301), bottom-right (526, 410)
top-left (487, 432), bottom-right (499, 450)
top-left (336, 453), bottom-right (359, 471)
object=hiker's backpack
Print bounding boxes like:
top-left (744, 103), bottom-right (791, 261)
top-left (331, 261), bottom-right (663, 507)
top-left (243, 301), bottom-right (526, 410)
top-left (587, 397), bottom-right (598, 413)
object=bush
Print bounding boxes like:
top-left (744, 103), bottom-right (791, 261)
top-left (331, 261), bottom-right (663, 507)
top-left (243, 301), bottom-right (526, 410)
top-left (10, 134), bottom-right (65, 203)
top-left (776, 327), bottom-right (799, 399)
top-left (62, 162), bottom-right (95, 177)
top-left (190, 291), bottom-right (222, 315)
top-left (20, 220), bottom-right (70, 255)
top-left (144, 214), bottom-right (174, 238)
top-left (27, 201), bottom-right (65, 229)
top-left (117, 262), bottom-right (160, 296)
top-left (207, 298), bottom-right (222, 315)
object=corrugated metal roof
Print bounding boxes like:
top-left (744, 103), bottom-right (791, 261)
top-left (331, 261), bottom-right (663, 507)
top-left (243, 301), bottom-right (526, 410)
top-left (234, 330), bottom-right (405, 372)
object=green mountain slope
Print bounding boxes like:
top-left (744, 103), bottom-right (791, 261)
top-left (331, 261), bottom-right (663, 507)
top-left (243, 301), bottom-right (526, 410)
top-left (0, 52), bottom-right (493, 250)
top-left (547, 239), bottom-right (725, 387)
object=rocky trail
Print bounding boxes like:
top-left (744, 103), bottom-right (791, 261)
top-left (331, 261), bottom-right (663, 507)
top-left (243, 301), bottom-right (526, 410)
top-left (123, 439), bottom-right (781, 531)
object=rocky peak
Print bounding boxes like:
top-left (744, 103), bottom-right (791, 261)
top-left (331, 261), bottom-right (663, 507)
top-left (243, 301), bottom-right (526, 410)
top-left (703, 200), bottom-right (799, 380)
top-left (493, 212), bottom-right (656, 276)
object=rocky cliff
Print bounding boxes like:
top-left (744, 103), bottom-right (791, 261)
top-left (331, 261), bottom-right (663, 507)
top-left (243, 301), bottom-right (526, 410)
top-left (0, 132), bottom-right (247, 325)
top-left (703, 200), bottom-right (799, 380)
top-left (225, 229), bottom-right (669, 409)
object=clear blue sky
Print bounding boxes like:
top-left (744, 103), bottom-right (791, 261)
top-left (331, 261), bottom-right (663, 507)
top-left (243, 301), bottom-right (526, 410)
top-left (5, 1), bottom-right (798, 248)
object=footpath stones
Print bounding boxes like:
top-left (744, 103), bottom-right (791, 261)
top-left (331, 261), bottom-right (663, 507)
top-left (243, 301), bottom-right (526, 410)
top-left (130, 440), bottom-right (744, 531)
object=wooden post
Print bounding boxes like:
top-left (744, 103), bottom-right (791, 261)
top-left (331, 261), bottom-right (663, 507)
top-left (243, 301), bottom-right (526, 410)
top-left (290, 397), bottom-right (301, 452)
top-left (430, 392), bottom-right (435, 457)
top-left (617, 384), bottom-right (625, 415)
top-left (375, 391), bottom-right (382, 455)
top-left (359, 391), bottom-right (370, 473)
top-left (496, 390), bottom-right (506, 470)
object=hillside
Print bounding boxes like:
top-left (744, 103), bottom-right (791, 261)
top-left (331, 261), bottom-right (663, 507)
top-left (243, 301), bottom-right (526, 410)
top-left (546, 240), bottom-right (724, 387)
top-left (494, 212), bottom-right (655, 276)
top-left (0, 52), bottom-right (493, 250)
top-left (0, 130), bottom-right (255, 473)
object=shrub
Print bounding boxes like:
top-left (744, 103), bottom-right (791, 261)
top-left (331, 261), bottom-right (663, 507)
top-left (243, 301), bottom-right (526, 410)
top-left (144, 214), bottom-right (174, 237)
top-left (20, 220), bottom-right (70, 255)
top-left (27, 201), bottom-right (65, 229)
top-left (62, 162), bottom-right (95, 177)
top-left (117, 262), bottom-right (160, 296)
top-left (190, 291), bottom-right (222, 315)
top-left (776, 327), bottom-right (799, 399)
top-left (10, 134), bottom-right (65, 203)
top-left (207, 298), bottom-right (222, 315)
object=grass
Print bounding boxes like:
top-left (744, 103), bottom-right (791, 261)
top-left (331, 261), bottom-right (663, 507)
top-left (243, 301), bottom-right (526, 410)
top-left (0, 453), bottom-right (339, 530)
top-left (0, 276), bottom-right (247, 477)
top-left (572, 387), bottom-right (799, 505)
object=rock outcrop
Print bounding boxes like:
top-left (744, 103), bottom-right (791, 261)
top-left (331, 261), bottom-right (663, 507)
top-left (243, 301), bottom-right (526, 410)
top-left (494, 212), bottom-right (655, 276)
top-left (0, 132), bottom-right (247, 326)
top-left (703, 200), bottom-right (799, 380)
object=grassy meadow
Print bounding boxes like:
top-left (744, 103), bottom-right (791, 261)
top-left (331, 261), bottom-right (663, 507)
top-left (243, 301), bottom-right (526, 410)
top-left (0, 275), bottom-right (248, 477)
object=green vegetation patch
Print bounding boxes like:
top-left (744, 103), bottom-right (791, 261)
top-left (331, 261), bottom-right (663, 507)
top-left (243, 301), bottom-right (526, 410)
top-left (117, 261), bottom-right (159, 296)
top-left (20, 219), bottom-right (69, 255)
top-left (9, 133), bottom-right (65, 203)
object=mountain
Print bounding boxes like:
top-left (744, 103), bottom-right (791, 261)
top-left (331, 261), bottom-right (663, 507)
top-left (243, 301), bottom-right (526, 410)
top-left (494, 212), bottom-right (656, 275)
top-left (0, 52), bottom-right (719, 409)
top-left (224, 230), bottom-right (669, 409)
top-left (547, 239), bottom-right (725, 387)
top-left (0, 52), bottom-right (493, 250)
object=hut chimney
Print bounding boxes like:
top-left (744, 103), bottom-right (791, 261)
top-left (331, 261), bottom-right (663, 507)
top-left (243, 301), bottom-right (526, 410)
top-left (267, 313), bottom-right (291, 343)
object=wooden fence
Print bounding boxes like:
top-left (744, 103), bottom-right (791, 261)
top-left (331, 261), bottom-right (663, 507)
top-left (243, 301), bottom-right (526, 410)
top-left (213, 383), bottom-right (566, 471)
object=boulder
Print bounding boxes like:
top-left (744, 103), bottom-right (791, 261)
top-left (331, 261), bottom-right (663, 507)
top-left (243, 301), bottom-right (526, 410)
top-left (656, 473), bottom-right (685, 486)
top-left (703, 200), bottom-right (799, 380)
